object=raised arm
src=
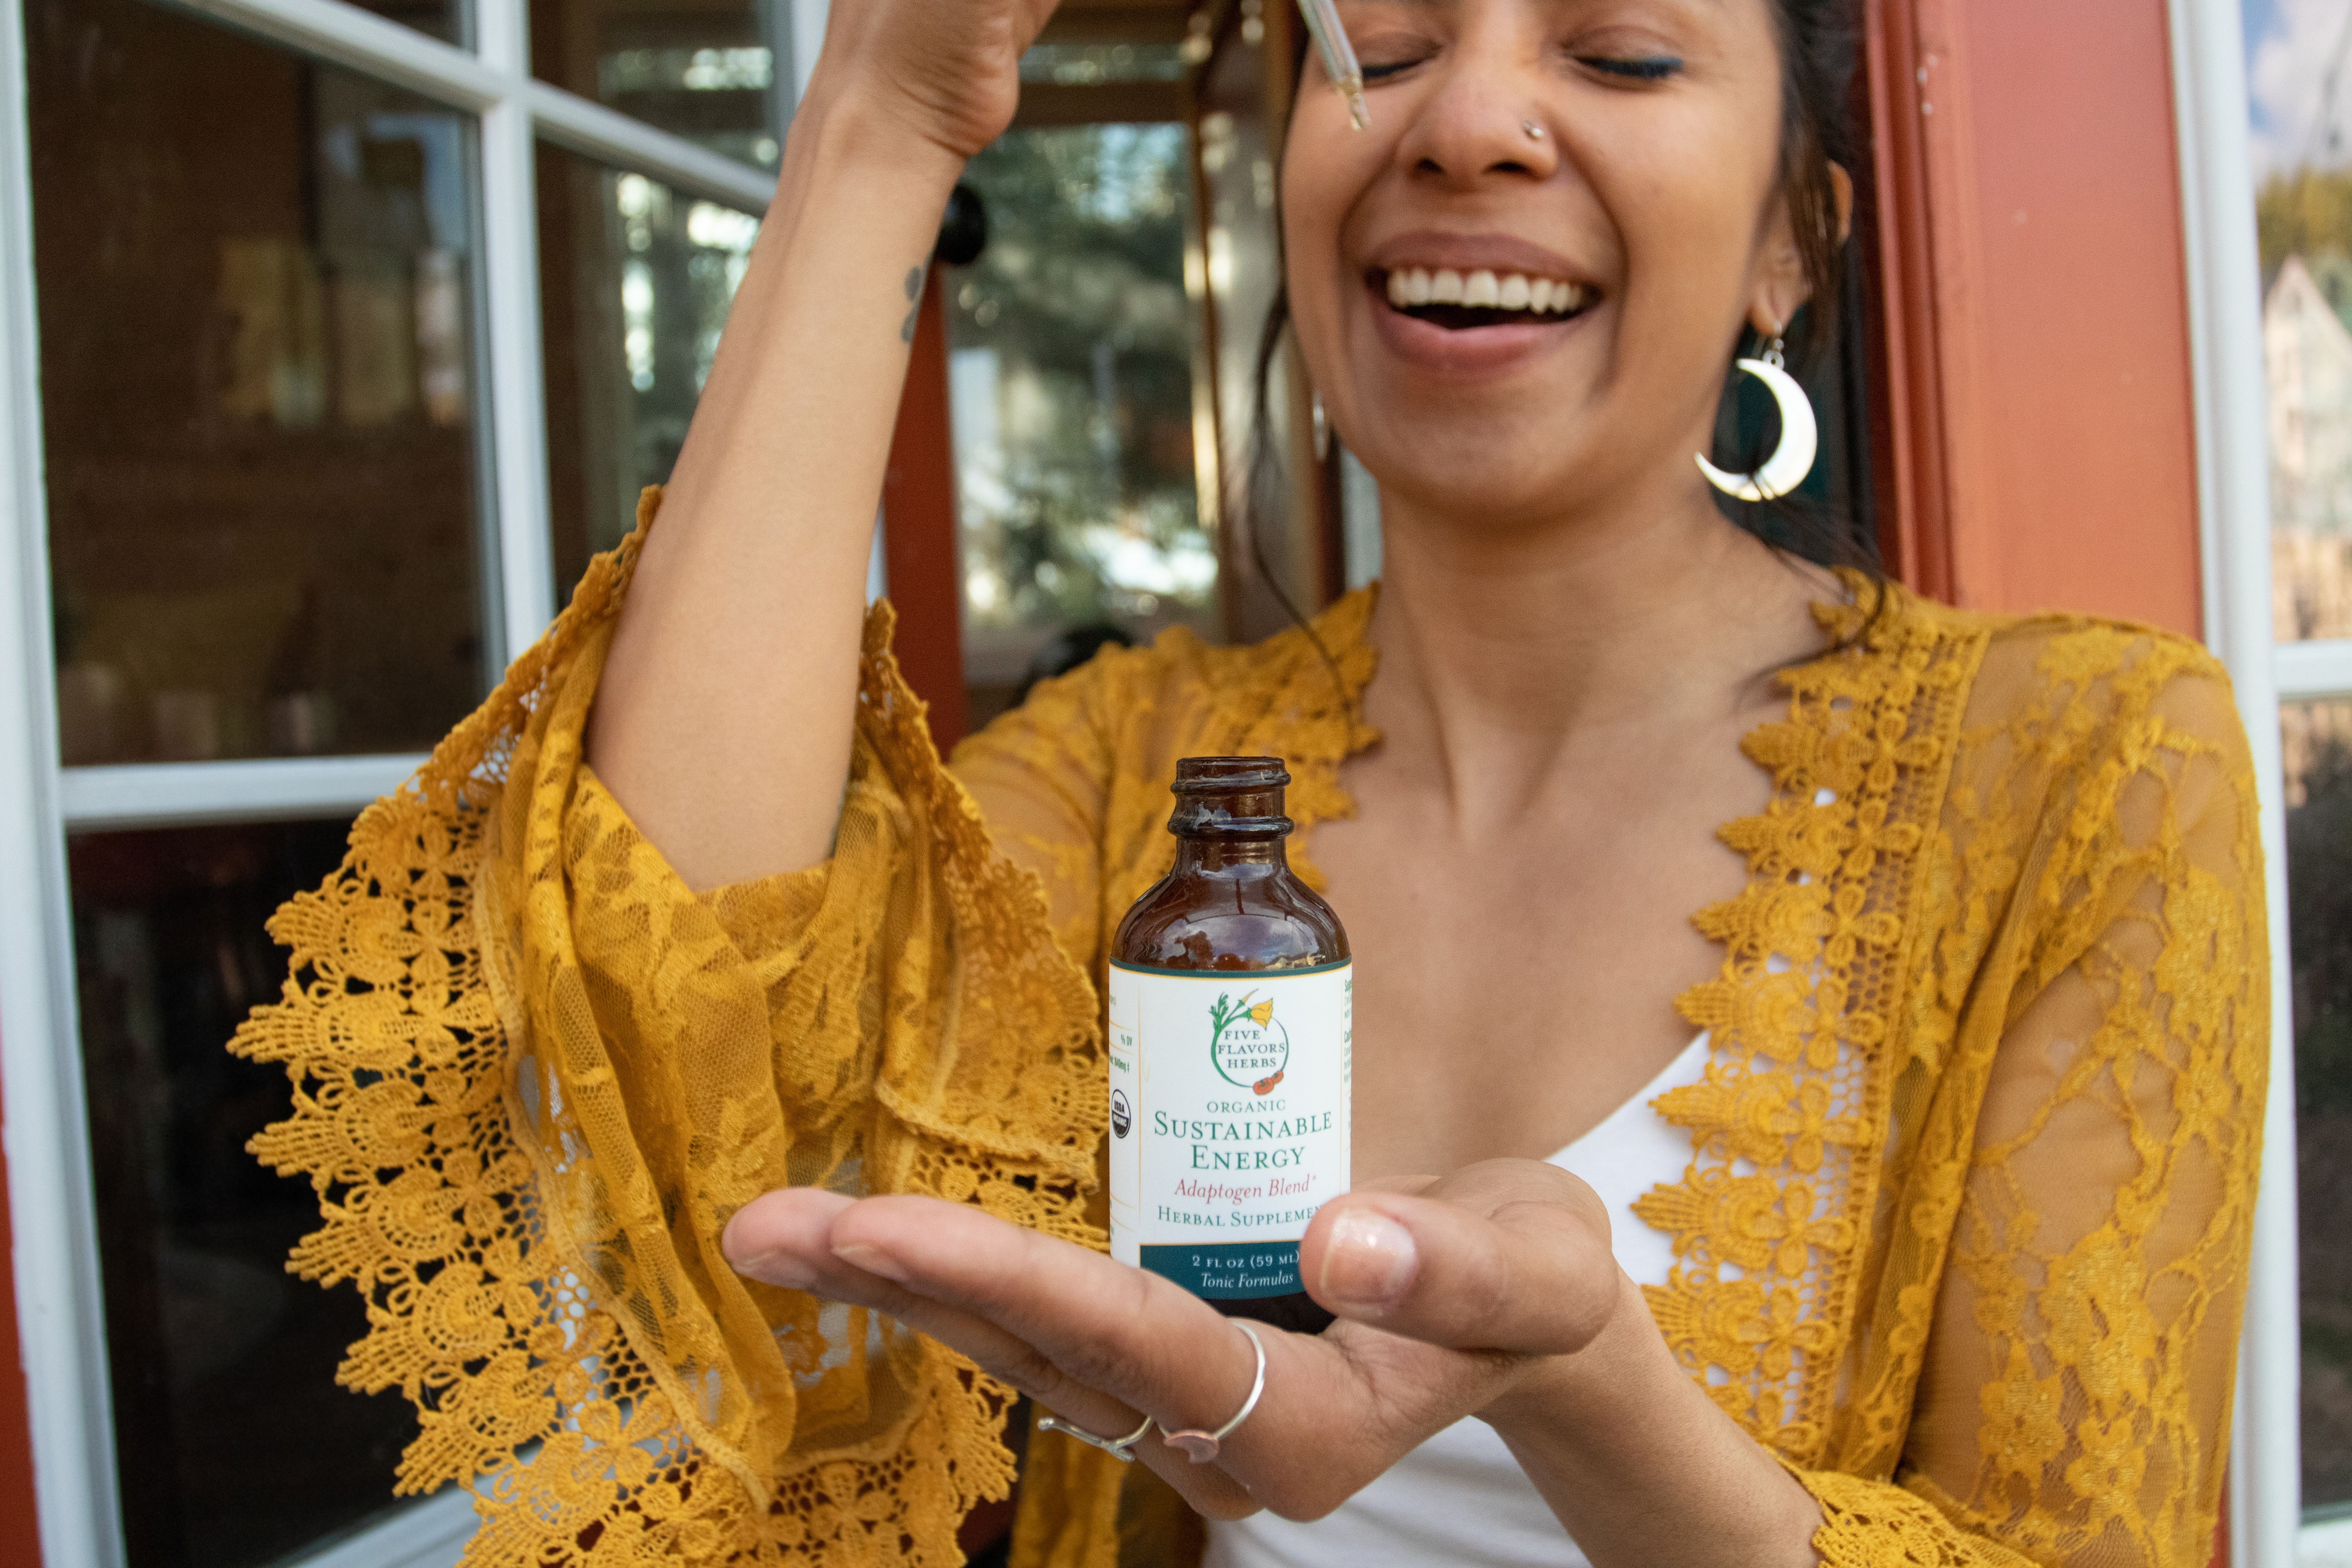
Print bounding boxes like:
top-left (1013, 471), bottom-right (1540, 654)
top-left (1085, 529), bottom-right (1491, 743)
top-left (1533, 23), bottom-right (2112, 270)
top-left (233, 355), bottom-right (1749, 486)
top-left (586, 0), bottom-right (1056, 889)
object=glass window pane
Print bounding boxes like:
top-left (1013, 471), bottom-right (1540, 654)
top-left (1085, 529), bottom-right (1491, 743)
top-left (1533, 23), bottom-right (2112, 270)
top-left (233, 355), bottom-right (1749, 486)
top-left (70, 819), bottom-right (418, 1566)
top-left (947, 123), bottom-right (1212, 727)
top-left (530, 0), bottom-right (777, 170)
top-left (29, 0), bottom-right (491, 765)
top-left (2263, 251), bottom-right (2352, 640)
top-left (538, 142), bottom-right (759, 600)
top-left (347, 0), bottom-right (469, 47)
top-left (2284, 700), bottom-right (2352, 1512)
top-left (2258, 36), bottom-right (2352, 643)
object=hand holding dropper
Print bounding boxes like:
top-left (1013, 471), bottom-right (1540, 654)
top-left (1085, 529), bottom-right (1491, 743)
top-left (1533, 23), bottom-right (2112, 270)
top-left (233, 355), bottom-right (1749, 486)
top-left (1294, 0), bottom-right (1370, 129)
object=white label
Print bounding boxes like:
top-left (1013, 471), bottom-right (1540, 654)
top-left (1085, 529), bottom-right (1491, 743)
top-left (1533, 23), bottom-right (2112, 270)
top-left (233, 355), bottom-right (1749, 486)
top-left (1106, 960), bottom-right (1351, 1299)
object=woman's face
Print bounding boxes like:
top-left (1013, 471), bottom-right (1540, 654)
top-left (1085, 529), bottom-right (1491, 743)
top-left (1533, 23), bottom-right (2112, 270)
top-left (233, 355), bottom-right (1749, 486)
top-left (1281, 0), bottom-right (1806, 532)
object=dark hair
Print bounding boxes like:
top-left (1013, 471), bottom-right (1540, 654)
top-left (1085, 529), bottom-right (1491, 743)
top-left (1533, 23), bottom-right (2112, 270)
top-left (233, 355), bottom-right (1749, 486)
top-left (1764, 0), bottom-right (1860, 374)
top-left (1244, 0), bottom-right (1880, 604)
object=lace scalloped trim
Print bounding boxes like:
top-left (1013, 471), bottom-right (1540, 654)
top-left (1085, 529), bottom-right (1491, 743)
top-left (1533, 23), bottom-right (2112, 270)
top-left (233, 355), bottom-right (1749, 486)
top-left (1630, 577), bottom-right (1978, 1459)
top-left (1798, 1467), bottom-right (2041, 1568)
top-left (234, 492), bottom-right (1067, 1563)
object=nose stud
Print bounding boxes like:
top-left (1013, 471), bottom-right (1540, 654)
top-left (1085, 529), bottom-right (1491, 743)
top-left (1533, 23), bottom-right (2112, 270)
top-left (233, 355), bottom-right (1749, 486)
top-left (1522, 120), bottom-right (1545, 141)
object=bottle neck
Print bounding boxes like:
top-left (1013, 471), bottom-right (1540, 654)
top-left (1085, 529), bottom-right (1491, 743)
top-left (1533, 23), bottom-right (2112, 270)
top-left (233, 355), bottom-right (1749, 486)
top-left (1167, 779), bottom-right (1290, 874)
top-left (1171, 835), bottom-right (1289, 874)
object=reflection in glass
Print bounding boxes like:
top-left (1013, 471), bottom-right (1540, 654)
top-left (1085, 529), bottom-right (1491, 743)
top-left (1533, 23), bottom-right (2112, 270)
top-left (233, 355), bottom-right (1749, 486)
top-left (2264, 257), bottom-right (2352, 639)
top-left (71, 820), bottom-right (419, 1566)
top-left (531, 0), bottom-right (779, 170)
top-left (346, 0), bottom-right (468, 46)
top-left (29, 0), bottom-right (490, 764)
top-left (2286, 701), bottom-right (2352, 1512)
top-left (948, 123), bottom-right (1212, 724)
top-left (1019, 42), bottom-right (1187, 85)
top-left (538, 143), bottom-right (760, 599)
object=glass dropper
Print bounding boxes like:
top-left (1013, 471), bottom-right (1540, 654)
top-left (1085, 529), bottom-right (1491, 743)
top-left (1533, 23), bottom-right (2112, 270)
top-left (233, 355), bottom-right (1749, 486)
top-left (1294, 0), bottom-right (1369, 129)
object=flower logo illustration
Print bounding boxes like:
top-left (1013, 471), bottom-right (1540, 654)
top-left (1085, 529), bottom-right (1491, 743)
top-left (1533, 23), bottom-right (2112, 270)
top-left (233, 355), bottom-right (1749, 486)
top-left (1208, 991), bottom-right (1289, 1094)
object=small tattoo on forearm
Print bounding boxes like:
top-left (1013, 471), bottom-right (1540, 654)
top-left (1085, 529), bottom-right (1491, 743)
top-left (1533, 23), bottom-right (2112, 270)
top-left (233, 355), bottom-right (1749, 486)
top-left (900, 266), bottom-right (922, 343)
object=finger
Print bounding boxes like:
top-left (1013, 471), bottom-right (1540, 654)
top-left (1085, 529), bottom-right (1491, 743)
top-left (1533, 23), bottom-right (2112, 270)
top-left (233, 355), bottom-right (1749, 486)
top-left (728, 1190), bottom-right (1263, 1515)
top-left (1299, 1165), bottom-right (1620, 1354)
top-left (826, 1196), bottom-right (1265, 1436)
top-left (724, 1191), bottom-right (1102, 1408)
top-left (1354, 1172), bottom-right (1443, 1197)
top-left (825, 1198), bottom-right (1468, 1507)
top-left (722, 1185), bottom-right (856, 1285)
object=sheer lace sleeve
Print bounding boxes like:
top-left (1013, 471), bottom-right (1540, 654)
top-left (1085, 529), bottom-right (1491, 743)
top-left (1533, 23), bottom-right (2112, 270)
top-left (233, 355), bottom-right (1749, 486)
top-left (949, 656), bottom-right (1129, 978)
top-left (1797, 648), bottom-right (2267, 1567)
top-left (232, 497), bottom-right (1113, 1564)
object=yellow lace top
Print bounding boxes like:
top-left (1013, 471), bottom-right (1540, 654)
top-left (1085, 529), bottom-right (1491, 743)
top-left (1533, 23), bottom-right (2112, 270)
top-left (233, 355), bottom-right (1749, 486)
top-left (234, 494), bottom-right (2267, 1568)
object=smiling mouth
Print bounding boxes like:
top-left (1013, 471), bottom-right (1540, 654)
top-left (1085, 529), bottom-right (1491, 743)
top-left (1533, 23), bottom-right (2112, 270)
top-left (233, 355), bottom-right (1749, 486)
top-left (1374, 266), bottom-right (1594, 329)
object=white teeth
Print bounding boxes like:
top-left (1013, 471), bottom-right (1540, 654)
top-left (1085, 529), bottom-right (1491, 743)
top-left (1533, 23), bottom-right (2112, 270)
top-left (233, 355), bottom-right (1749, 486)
top-left (1383, 267), bottom-right (1587, 316)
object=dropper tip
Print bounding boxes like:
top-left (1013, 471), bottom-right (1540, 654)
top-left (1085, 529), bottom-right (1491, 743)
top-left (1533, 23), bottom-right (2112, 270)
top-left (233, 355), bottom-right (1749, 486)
top-left (1341, 78), bottom-right (1369, 130)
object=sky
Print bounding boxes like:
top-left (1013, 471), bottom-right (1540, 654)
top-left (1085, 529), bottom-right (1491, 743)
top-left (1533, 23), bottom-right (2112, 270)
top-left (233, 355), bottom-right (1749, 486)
top-left (2246, 0), bottom-right (2352, 175)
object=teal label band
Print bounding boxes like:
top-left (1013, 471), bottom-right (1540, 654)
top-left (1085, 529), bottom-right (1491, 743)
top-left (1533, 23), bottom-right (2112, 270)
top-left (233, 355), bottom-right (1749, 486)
top-left (1140, 1241), bottom-right (1303, 1299)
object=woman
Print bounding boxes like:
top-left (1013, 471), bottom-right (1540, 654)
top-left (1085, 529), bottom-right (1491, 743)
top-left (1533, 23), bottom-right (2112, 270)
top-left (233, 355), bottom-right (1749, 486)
top-left (232, 0), bottom-right (2266, 1562)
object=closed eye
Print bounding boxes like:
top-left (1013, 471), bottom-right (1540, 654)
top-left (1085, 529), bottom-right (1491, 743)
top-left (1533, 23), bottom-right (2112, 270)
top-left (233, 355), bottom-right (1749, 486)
top-left (1576, 55), bottom-right (1682, 82)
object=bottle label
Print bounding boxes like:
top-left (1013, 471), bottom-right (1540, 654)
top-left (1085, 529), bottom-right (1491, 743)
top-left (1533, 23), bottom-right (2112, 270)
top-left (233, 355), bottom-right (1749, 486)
top-left (1106, 960), bottom-right (1351, 1299)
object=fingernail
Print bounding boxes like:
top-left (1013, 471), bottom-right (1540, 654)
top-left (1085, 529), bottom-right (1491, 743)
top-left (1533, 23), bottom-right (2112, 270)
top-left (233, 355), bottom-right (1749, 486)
top-left (739, 1250), bottom-right (818, 1290)
top-left (1321, 1209), bottom-right (1417, 1307)
top-left (831, 1240), bottom-right (911, 1283)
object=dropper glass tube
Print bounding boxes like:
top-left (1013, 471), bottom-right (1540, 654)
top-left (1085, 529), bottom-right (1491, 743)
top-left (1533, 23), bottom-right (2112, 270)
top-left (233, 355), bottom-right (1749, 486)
top-left (1295, 0), bottom-right (1369, 129)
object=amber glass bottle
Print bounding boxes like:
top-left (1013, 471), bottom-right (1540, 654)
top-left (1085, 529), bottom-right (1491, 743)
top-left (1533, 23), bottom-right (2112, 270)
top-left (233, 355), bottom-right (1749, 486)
top-left (1107, 757), bottom-right (1351, 1334)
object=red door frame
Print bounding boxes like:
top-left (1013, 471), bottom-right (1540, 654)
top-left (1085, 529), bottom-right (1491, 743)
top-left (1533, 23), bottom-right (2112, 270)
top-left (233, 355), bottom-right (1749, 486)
top-left (882, 265), bottom-right (970, 756)
top-left (1864, 0), bottom-right (2204, 639)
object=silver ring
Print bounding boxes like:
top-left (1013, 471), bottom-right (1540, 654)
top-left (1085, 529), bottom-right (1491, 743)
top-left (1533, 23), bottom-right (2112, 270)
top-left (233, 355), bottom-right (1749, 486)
top-left (1159, 1321), bottom-right (1267, 1465)
top-left (1521, 119), bottom-right (1546, 141)
top-left (1038, 1409), bottom-right (1154, 1464)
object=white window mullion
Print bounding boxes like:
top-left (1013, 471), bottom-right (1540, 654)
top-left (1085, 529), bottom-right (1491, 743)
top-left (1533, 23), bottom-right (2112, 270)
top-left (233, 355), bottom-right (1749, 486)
top-left (2276, 638), bottom-right (2352, 702)
top-left (177, 0), bottom-right (777, 214)
top-left (176, 0), bottom-right (503, 111)
top-left (58, 756), bottom-right (431, 830)
top-left (526, 84), bottom-right (776, 213)
top-left (2167, 0), bottom-right (2305, 1562)
top-left (0, 0), bottom-right (127, 1559)
top-left (474, 0), bottom-right (555, 657)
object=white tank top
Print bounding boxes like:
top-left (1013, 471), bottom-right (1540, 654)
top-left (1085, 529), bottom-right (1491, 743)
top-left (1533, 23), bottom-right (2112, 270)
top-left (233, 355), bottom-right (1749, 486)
top-left (1201, 1028), bottom-right (1713, 1568)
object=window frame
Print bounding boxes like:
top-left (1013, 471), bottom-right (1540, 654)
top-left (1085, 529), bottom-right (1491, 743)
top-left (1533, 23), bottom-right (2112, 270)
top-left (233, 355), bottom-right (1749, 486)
top-left (2168, 0), bottom-right (2349, 1560)
top-left (0, 0), bottom-right (782, 1559)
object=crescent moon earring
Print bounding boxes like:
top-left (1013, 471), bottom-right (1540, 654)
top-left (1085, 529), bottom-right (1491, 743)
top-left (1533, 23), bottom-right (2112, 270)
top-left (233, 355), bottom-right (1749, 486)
top-left (1696, 332), bottom-right (1818, 502)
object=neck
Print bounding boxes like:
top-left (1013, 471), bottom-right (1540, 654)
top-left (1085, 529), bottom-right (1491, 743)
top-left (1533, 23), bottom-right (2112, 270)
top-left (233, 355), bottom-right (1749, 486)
top-left (1172, 838), bottom-right (1288, 874)
top-left (1363, 475), bottom-right (1839, 825)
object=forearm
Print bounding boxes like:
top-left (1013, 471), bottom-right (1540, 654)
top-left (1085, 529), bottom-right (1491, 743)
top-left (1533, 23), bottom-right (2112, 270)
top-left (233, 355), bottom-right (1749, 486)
top-left (1483, 1273), bottom-right (1821, 1568)
top-left (587, 82), bottom-right (965, 890)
